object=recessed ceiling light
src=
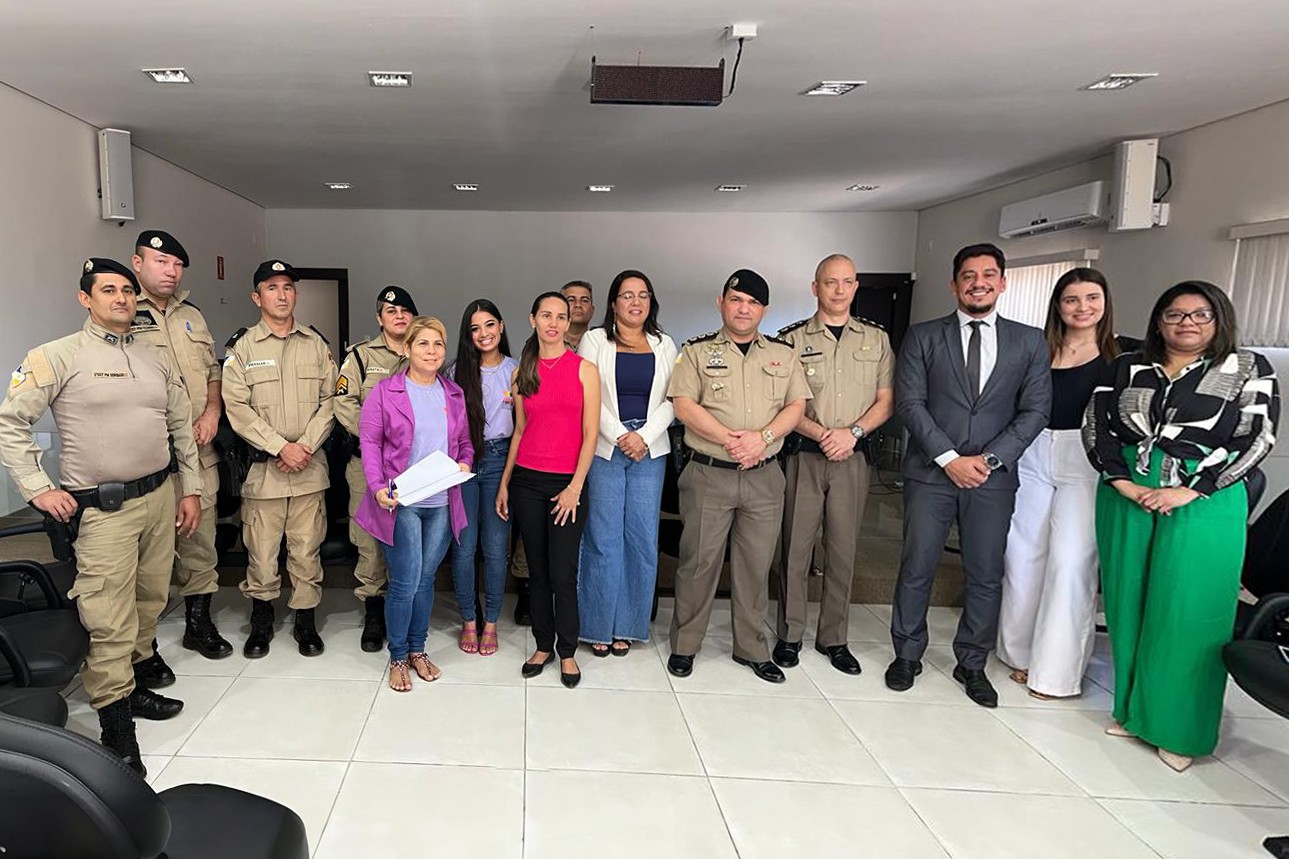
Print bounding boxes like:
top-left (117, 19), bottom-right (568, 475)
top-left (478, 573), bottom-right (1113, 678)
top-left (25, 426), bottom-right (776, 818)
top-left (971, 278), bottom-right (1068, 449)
top-left (325, 182), bottom-right (353, 190)
top-left (803, 81), bottom-right (866, 96)
top-left (453, 183), bottom-right (479, 192)
top-left (368, 71), bottom-right (413, 88)
top-left (143, 68), bottom-right (193, 84)
top-left (715, 184), bottom-right (747, 192)
top-left (586, 185), bottom-right (614, 193)
top-left (1080, 73), bottom-right (1157, 91)
top-left (846, 184), bottom-right (881, 192)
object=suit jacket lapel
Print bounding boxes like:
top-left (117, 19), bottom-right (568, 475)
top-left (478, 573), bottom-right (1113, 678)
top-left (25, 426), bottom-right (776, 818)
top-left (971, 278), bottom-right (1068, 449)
top-left (941, 315), bottom-right (974, 402)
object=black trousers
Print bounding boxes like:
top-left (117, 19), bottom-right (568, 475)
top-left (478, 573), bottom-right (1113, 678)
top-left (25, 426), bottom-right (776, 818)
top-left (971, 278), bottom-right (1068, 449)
top-left (510, 466), bottom-right (586, 658)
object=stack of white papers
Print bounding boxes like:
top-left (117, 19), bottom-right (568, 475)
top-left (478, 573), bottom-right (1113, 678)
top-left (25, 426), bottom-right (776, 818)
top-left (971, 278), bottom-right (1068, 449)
top-left (393, 450), bottom-right (475, 506)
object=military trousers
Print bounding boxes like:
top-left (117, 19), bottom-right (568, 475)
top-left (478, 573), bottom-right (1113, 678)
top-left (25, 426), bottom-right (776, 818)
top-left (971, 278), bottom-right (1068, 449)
top-left (670, 460), bottom-right (784, 662)
top-left (173, 461), bottom-right (219, 597)
top-left (240, 491), bottom-right (326, 610)
top-left (346, 456), bottom-right (387, 600)
top-left (69, 477), bottom-right (176, 709)
top-left (777, 450), bottom-right (870, 647)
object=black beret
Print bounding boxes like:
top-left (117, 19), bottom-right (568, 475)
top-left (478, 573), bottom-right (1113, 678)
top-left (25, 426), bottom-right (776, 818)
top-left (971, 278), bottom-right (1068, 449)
top-left (376, 285), bottom-right (418, 316)
top-left (722, 268), bottom-right (770, 305)
top-left (252, 259), bottom-right (299, 287)
top-left (81, 257), bottom-right (141, 292)
top-left (135, 229), bottom-right (189, 267)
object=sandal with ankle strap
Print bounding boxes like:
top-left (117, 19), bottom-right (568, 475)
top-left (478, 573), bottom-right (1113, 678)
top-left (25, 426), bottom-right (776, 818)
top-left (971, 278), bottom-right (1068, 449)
top-left (389, 660), bottom-right (412, 693)
top-left (408, 651), bottom-right (441, 682)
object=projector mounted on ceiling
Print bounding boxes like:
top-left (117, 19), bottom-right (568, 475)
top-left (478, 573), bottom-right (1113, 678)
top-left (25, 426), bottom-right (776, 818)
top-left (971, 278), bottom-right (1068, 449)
top-left (590, 57), bottom-right (725, 107)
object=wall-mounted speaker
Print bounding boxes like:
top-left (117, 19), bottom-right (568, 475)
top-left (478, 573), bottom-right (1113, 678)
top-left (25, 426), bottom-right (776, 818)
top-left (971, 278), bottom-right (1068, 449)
top-left (590, 59), bottom-right (725, 106)
top-left (97, 128), bottom-right (135, 221)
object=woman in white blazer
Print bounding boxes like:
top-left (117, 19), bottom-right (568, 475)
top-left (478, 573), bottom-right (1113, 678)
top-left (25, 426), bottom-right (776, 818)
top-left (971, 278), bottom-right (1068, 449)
top-left (576, 270), bottom-right (677, 656)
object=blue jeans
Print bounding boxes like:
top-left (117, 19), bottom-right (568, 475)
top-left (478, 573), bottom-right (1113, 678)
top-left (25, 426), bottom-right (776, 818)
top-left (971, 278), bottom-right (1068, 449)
top-left (450, 438), bottom-right (511, 623)
top-left (578, 421), bottom-right (666, 644)
top-left (381, 505), bottom-right (452, 661)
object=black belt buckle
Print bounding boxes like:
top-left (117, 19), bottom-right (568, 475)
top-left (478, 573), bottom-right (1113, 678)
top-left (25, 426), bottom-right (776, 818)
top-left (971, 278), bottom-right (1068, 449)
top-left (98, 482), bottom-right (126, 512)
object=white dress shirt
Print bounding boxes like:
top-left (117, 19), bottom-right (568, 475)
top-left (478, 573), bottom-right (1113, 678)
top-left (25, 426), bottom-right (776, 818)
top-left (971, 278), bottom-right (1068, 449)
top-left (934, 309), bottom-right (1000, 467)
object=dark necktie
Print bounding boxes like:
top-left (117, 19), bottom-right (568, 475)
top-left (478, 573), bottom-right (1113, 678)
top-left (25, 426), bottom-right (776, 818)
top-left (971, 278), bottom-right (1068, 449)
top-left (966, 321), bottom-right (983, 400)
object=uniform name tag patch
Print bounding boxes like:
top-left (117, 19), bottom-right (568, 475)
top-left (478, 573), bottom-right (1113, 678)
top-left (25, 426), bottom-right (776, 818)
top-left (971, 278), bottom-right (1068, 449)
top-left (245, 359), bottom-right (277, 369)
top-left (92, 372), bottom-right (130, 378)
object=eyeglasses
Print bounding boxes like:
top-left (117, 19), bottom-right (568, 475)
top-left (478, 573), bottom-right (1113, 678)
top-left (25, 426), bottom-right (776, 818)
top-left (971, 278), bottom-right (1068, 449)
top-left (1161, 308), bottom-right (1215, 325)
top-left (617, 292), bottom-right (651, 303)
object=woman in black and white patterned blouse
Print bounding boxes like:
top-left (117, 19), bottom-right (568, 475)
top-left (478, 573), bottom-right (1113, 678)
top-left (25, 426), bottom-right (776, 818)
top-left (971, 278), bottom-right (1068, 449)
top-left (1084, 280), bottom-right (1279, 772)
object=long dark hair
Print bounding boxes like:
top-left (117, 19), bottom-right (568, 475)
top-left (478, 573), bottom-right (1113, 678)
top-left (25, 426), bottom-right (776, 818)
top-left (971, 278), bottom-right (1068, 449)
top-left (1143, 280), bottom-right (1238, 364)
top-left (516, 292), bottom-right (569, 398)
top-left (454, 299), bottom-right (513, 462)
top-left (1044, 267), bottom-right (1120, 363)
top-left (600, 269), bottom-right (663, 342)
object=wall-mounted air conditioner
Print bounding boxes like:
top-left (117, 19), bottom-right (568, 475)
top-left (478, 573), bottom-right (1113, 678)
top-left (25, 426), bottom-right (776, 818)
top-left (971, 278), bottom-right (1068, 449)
top-left (998, 181), bottom-right (1106, 239)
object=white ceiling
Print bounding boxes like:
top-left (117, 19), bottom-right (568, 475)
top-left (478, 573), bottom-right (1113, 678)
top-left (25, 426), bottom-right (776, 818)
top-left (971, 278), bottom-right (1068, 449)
top-left (4, 0), bottom-right (1289, 212)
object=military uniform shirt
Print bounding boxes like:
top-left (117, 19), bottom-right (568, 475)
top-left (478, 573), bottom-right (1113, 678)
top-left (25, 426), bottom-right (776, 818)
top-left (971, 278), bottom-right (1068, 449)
top-left (333, 336), bottom-right (406, 436)
top-left (777, 315), bottom-right (893, 428)
top-left (221, 320), bottom-right (336, 499)
top-left (130, 290), bottom-right (222, 467)
top-left (0, 318), bottom-right (201, 498)
top-left (667, 327), bottom-right (812, 461)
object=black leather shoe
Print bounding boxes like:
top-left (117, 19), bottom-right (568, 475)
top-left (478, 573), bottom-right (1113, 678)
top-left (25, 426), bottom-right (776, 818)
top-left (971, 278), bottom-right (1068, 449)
top-left (732, 655), bottom-right (787, 684)
top-left (667, 653), bottom-right (694, 678)
top-left (513, 580), bottom-right (532, 626)
top-left (953, 665), bottom-right (999, 708)
top-left (884, 657), bottom-right (922, 691)
top-left (292, 608), bottom-right (325, 657)
top-left (521, 652), bottom-right (555, 678)
top-left (132, 649), bottom-right (176, 690)
top-left (560, 663), bottom-right (582, 688)
top-left (98, 698), bottom-right (146, 777)
top-left (129, 686), bottom-right (185, 721)
top-left (772, 639), bottom-right (802, 668)
top-left (182, 594), bottom-right (233, 659)
top-left (360, 596), bottom-right (385, 653)
top-left (244, 598), bottom-right (275, 659)
top-left (816, 643), bottom-right (862, 675)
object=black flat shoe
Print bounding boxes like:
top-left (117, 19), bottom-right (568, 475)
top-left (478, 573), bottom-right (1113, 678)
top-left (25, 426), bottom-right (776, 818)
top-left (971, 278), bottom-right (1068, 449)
top-left (132, 651), bottom-right (176, 690)
top-left (560, 668), bottom-right (582, 688)
top-left (521, 652), bottom-right (556, 678)
top-left (732, 655), bottom-right (787, 684)
top-left (815, 643), bottom-right (862, 675)
top-left (128, 687), bottom-right (185, 721)
top-left (667, 653), bottom-right (694, 677)
top-left (772, 639), bottom-right (801, 668)
top-left (953, 665), bottom-right (999, 708)
top-left (884, 657), bottom-right (922, 691)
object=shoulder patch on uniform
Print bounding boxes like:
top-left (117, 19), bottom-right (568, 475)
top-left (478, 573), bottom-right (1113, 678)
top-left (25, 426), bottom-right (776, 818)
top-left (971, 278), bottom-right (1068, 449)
top-left (9, 348), bottom-right (55, 393)
top-left (224, 327), bottom-right (249, 350)
top-left (335, 374), bottom-right (349, 395)
top-left (683, 331), bottom-right (719, 346)
top-left (852, 315), bottom-right (887, 332)
top-left (764, 334), bottom-right (794, 348)
top-left (777, 318), bottom-right (809, 337)
top-left (307, 325), bottom-right (330, 345)
top-left (130, 309), bottom-right (158, 329)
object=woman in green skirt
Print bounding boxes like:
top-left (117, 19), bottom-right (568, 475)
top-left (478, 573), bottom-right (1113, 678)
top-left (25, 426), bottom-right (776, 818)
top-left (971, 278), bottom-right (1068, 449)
top-left (1083, 280), bottom-right (1278, 771)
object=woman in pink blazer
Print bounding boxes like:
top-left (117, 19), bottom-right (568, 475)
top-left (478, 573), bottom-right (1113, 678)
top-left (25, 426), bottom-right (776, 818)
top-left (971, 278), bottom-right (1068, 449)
top-left (355, 317), bottom-right (474, 691)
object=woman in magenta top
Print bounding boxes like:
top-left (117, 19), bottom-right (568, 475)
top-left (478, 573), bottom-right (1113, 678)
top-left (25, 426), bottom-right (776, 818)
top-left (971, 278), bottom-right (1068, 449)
top-left (496, 292), bottom-right (600, 687)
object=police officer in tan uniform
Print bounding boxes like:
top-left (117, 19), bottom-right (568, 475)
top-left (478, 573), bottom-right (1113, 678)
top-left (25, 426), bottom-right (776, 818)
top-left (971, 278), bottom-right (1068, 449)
top-left (774, 254), bottom-right (894, 675)
top-left (129, 230), bottom-right (233, 673)
top-left (666, 269), bottom-right (811, 683)
top-left (0, 258), bottom-right (202, 775)
top-left (335, 285), bottom-right (413, 651)
top-left (222, 260), bottom-right (336, 658)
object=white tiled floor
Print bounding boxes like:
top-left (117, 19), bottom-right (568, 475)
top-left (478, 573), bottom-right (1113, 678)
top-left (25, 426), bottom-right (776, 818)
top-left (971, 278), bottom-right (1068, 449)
top-left (61, 589), bottom-right (1289, 858)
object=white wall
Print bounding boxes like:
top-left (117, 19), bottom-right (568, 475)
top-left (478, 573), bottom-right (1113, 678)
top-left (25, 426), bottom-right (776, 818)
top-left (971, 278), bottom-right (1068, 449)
top-left (265, 209), bottom-right (918, 347)
top-left (0, 83), bottom-right (266, 513)
top-left (914, 97), bottom-right (1289, 517)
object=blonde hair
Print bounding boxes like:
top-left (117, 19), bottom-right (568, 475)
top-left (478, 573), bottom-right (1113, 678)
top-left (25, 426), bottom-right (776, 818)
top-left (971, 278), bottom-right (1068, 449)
top-left (404, 316), bottom-right (448, 353)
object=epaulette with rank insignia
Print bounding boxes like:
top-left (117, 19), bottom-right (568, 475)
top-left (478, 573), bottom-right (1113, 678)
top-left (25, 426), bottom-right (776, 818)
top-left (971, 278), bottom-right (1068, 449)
top-left (852, 315), bottom-right (887, 331)
top-left (777, 318), bottom-right (809, 337)
top-left (683, 331), bottom-right (719, 346)
top-left (764, 334), bottom-right (793, 348)
top-left (224, 327), bottom-right (249, 350)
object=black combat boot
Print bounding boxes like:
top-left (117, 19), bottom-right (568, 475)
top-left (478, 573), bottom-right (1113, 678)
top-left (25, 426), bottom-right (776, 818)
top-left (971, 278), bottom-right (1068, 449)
top-left (513, 579), bottom-right (532, 626)
top-left (292, 608), bottom-right (325, 657)
top-left (98, 697), bottom-right (146, 777)
top-left (132, 647), bottom-right (175, 690)
top-left (360, 596), bottom-right (386, 653)
top-left (182, 593), bottom-right (233, 659)
top-left (243, 598), bottom-right (275, 659)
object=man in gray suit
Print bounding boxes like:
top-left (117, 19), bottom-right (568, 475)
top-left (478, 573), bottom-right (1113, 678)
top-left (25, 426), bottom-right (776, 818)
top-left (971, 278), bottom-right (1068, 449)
top-left (886, 243), bottom-right (1051, 707)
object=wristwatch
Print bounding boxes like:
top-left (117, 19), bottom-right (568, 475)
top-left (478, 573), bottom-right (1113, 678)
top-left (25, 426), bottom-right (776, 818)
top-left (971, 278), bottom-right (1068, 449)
top-left (850, 424), bottom-right (867, 441)
top-left (761, 428), bottom-right (776, 446)
top-left (983, 452), bottom-right (1003, 472)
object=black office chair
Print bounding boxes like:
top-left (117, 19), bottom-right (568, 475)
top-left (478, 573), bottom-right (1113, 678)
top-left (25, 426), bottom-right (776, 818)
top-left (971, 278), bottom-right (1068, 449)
top-left (0, 686), bottom-right (67, 726)
top-left (0, 713), bottom-right (309, 859)
top-left (0, 552), bottom-right (88, 691)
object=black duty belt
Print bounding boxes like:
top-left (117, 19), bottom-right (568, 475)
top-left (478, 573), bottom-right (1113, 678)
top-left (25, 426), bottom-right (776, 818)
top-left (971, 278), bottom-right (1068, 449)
top-left (686, 452), bottom-right (775, 471)
top-left (794, 436), bottom-right (824, 455)
top-left (67, 465), bottom-right (171, 512)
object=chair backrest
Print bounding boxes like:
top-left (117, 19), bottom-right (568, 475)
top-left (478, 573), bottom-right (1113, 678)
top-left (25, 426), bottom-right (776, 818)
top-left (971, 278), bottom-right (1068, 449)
top-left (1245, 487), bottom-right (1289, 599)
top-left (0, 714), bottom-right (170, 859)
